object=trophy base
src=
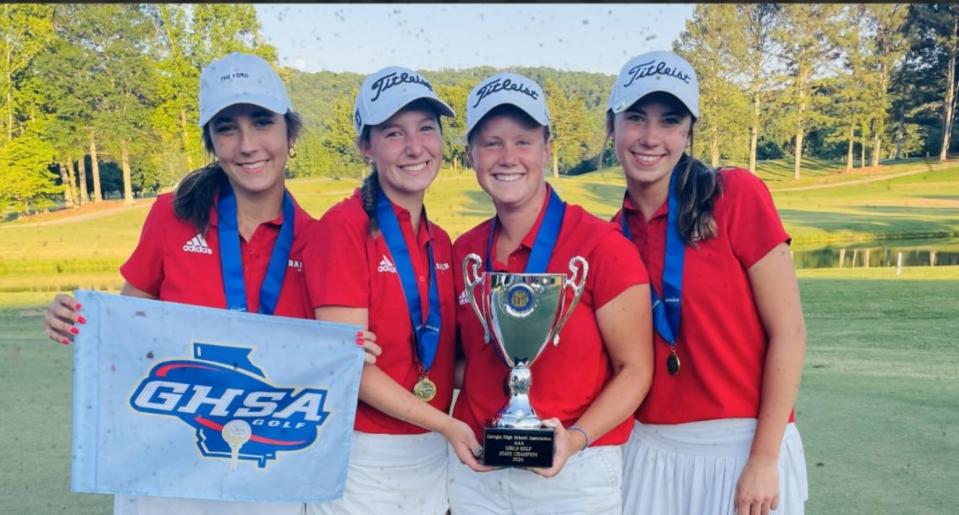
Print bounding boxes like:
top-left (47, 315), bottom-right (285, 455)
top-left (482, 427), bottom-right (554, 467)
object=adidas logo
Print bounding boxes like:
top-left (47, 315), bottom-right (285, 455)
top-left (377, 255), bottom-right (397, 273)
top-left (458, 289), bottom-right (470, 306)
top-left (182, 233), bottom-right (213, 255)
top-left (435, 262), bottom-right (450, 271)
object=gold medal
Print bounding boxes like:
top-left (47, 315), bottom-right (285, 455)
top-left (413, 376), bottom-right (437, 402)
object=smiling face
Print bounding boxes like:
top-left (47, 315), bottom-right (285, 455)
top-left (466, 107), bottom-right (551, 212)
top-left (360, 106), bottom-right (443, 206)
top-left (208, 103), bottom-right (291, 198)
top-left (612, 93), bottom-right (693, 193)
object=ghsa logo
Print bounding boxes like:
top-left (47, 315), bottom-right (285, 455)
top-left (129, 343), bottom-right (329, 469)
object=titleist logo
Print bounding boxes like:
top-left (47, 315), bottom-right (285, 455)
top-left (370, 72), bottom-right (433, 102)
top-left (624, 60), bottom-right (692, 88)
top-left (472, 78), bottom-right (539, 108)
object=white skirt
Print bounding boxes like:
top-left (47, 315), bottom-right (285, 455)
top-left (622, 418), bottom-right (808, 515)
top-left (448, 444), bottom-right (624, 514)
top-left (307, 431), bottom-right (449, 515)
top-left (114, 495), bottom-right (304, 515)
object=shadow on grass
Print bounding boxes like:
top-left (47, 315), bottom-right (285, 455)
top-left (851, 205), bottom-right (959, 216)
top-left (779, 207), bottom-right (959, 240)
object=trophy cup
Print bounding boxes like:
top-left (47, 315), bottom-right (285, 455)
top-left (462, 253), bottom-right (588, 467)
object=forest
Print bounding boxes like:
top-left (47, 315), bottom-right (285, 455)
top-left (0, 4), bottom-right (956, 214)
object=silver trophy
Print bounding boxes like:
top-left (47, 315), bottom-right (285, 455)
top-left (462, 253), bottom-right (588, 467)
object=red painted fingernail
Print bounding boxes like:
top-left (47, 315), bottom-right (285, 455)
top-left (75, 303), bottom-right (82, 310)
top-left (77, 316), bottom-right (87, 324)
top-left (61, 338), bottom-right (70, 346)
top-left (356, 331), bottom-right (363, 337)
top-left (70, 327), bottom-right (79, 335)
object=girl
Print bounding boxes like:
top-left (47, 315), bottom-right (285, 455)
top-left (42, 53), bottom-right (376, 515)
top-left (448, 72), bottom-right (654, 514)
top-left (304, 66), bottom-right (487, 515)
top-left (607, 50), bottom-right (809, 515)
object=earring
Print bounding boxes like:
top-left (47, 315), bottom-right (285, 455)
top-left (288, 146), bottom-right (297, 158)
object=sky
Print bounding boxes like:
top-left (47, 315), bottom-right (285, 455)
top-left (255, 4), bottom-right (695, 76)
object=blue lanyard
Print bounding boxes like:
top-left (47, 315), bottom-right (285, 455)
top-left (374, 188), bottom-right (441, 374)
top-left (217, 182), bottom-right (295, 315)
top-left (486, 187), bottom-right (566, 273)
top-left (620, 169), bottom-right (684, 347)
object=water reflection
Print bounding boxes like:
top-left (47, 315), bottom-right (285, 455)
top-left (792, 241), bottom-right (959, 269)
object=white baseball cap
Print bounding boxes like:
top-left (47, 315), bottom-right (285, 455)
top-left (607, 50), bottom-right (699, 119)
top-left (353, 66), bottom-right (455, 136)
top-left (466, 72), bottom-right (550, 138)
top-left (198, 52), bottom-right (292, 127)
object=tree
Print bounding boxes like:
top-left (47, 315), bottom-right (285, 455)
top-left (318, 88), bottom-right (364, 179)
top-left (730, 4), bottom-right (781, 173)
top-left (0, 124), bottom-right (58, 212)
top-left (826, 5), bottom-right (873, 172)
top-left (83, 4), bottom-right (158, 204)
top-left (860, 4), bottom-right (909, 167)
top-left (0, 4), bottom-right (54, 143)
top-left (544, 79), bottom-right (591, 176)
top-left (775, 4), bottom-right (842, 179)
top-left (677, 4), bottom-right (751, 167)
top-left (899, 4), bottom-right (959, 160)
top-left (433, 82), bottom-right (469, 171)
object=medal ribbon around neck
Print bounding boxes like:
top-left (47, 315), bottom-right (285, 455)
top-left (217, 181), bottom-right (295, 315)
top-left (620, 163), bottom-right (685, 374)
top-left (374, 188), bottom-right (441, 379)
top-left (485, 187), bottom-right (566, 274)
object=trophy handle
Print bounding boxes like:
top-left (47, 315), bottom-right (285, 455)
top-left (550, 256), bottom-right (589, 346)
top-left (463, 253), bottom-right (491, 344)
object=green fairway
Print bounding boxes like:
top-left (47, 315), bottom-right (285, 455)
top-left (3, 162), bottom-right (957, 296)
top-left (3, 270), bottom-right (957, 514)
top-left (796, 275), bottom-right (959, 514)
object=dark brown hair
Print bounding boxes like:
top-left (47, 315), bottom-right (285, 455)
top-left (174, 110), bottom-right (303, 232)
top-left (357, 100), bottom-right (442, 235)
top-left (604, 96), bottom-right (720, 244)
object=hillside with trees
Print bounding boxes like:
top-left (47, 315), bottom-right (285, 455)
top-left (1, 4), bottom-right (957, 217)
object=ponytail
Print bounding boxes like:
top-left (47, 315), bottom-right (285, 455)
top-left (360, 169), bottom-right (380, 236)
top-left (173, 163), bottom-right (226, 233)
top-left (674, 150), bottom-right (721, 245)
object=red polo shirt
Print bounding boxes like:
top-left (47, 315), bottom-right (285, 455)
top-left (452, 188), bottom-right (649, 447)
top-left (120, 191), bottom-right (314, 318)
top-left (304, 190), bottom-right (456, 435)
top-left (613, 167), bottom-right (792, 424)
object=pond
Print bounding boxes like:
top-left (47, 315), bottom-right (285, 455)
top-left (791, 237), bottom-right (959, 269)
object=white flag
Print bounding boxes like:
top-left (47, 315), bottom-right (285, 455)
top-left (71, 290), bottom-right (363, 502)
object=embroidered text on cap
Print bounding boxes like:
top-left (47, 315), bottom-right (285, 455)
top-left (472, 77), bottom-right (540, 109)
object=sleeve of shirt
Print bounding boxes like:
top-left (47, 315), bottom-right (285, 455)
top-left (588, 228), bottom-right (649, 311)
top-left (119, 197), bottom-right (169, 296)
top-left (303, 208), bottom-right (371, 309)
top-left (722, 169), bottom-right (791, 269)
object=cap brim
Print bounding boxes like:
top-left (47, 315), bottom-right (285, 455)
top-left (608, 87), bottom-right (698, 119)
top-left (199, 93), bottom-right (290, 127)
top-left (363, 95), bottom-right (456, 129)
top-left (466, 99), bottom-right (549, 137)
